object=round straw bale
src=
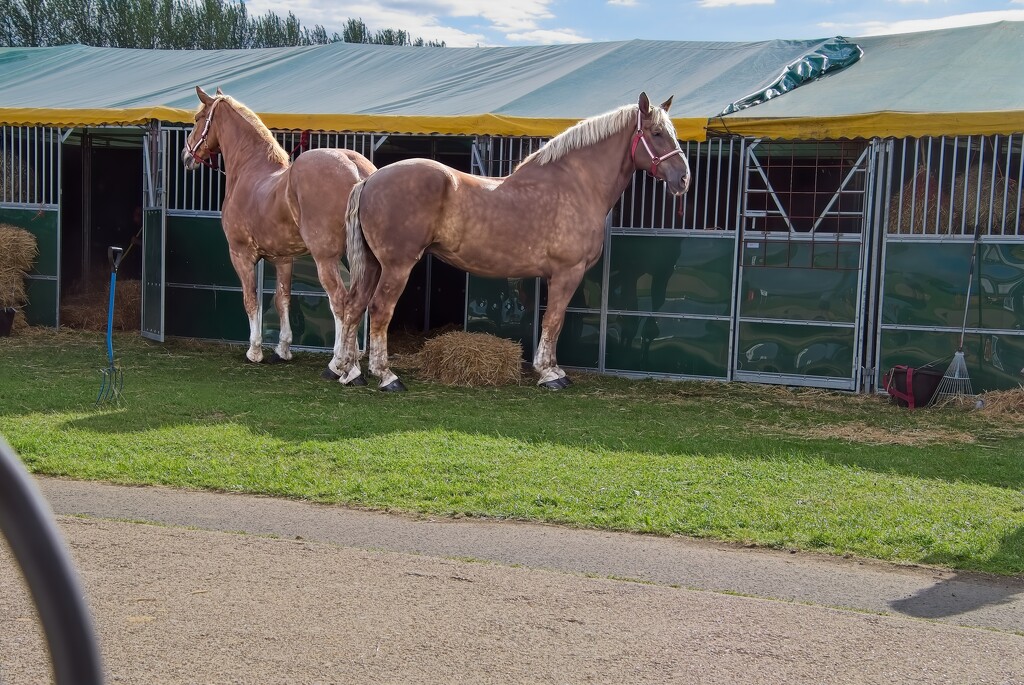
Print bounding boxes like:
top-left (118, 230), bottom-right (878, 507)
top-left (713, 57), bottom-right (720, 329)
top-left (951, 165), bottom-right (1022, 236)
top-left (416, 331), bottom-right (523, 387)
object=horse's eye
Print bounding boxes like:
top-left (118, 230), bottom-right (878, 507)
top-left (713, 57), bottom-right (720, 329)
top-left (653, 129), bottom-right (663, 137)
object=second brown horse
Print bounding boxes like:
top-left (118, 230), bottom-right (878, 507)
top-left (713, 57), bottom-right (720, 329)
top-left (336, 92), bottom-right (690, 391)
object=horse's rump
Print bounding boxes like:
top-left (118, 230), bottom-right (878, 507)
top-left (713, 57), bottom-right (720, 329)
top-left (284, 149), bottom-right (375, 257)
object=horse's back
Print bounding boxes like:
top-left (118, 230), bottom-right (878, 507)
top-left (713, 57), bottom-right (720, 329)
top-left (361, 158), bottom-right (493, 228)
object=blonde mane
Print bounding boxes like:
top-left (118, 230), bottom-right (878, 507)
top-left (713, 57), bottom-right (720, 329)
top-left (202, 95), bottom-right (290, 166)
top-left (521, 103), bottom-right (676, 167)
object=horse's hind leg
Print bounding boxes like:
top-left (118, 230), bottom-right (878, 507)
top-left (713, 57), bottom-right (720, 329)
top-left (367, 261), bottom-right (418, 391)
top-left (312, 255), bottom-right (364, 384)
top-left (229, 250), bottom-right (263, 363)
top-left (337, 257), bottom-right (381, 386)
top-left (268, 258), bottom-right (293, 363)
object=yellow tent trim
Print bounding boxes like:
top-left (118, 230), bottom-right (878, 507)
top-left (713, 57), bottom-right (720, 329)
top-left (0, 107), bottom-right (710, 141)
top-left (707, 110), bottom-right (1024, 139)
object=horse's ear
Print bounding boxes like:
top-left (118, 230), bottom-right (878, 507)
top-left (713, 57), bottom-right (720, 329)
top-left (660, 95), bottom-right (674, 113)
top-left (215, 87), bottom-right (224, 96)
top-left (638, 92), bottom-right (651, 115)
top-left (196, 86), bottom-right (214, 105)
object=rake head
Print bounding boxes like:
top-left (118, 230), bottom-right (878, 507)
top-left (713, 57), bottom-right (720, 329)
top-left (932, 350), bottom-right (973, 403)
top-left (96, 365), bottom-right (124, 405)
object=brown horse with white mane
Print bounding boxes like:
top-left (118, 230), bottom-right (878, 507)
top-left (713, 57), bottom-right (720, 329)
top-left (336, 92), bottom-right (690, 391)
top-left (181, 86), bottom-right (376, 379)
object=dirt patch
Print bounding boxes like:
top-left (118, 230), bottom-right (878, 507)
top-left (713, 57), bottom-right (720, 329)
top-left (796, 422), bottom-right (977, 446)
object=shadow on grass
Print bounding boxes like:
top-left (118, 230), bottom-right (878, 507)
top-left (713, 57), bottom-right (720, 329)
top-left (3, 332), bottom-right (1024, 492)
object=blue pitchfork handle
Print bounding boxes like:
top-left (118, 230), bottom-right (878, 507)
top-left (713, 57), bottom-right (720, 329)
top-left (105, 246), bottom-right (124, 365)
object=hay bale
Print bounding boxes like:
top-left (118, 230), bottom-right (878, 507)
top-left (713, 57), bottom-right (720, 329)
top-left (416, 331), bottom-right (523, 387)
top-left (60, 278), bottom-right (141, 331)
top-left (887, 166), bottom-right (952, 234)
top-left (0, 155), bottom-right (34, 202)
top-left (0, 224), bottom-right (39, 272)
top-left (0, 266), bottom-right (28, 308)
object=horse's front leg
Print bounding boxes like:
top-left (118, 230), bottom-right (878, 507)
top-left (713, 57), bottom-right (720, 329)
top-left (533, 268), bottom-right (585, 389)
top-left (269, 258), bottom-right (293, 363)
top-left (229, 250), bottom-right (263, 363)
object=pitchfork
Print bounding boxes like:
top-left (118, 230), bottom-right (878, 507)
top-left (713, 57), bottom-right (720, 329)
top-left (96, 246), bottom-right (125, 405)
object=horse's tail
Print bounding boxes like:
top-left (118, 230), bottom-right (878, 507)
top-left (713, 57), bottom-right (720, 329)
top-left (345, 178), bottom-right (371, 290)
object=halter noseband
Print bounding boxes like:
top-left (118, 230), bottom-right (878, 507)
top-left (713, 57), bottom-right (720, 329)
top-left (185, 98), bottom-right (222, 171)
top-left (630, 107), bottom-right (684, 178)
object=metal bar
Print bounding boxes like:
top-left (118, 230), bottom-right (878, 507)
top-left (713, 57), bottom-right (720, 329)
top-left (933, 137), bottom-right (945, 235)
top-left (810, 146), bottom-right (869, 233)
top-left (948, 136), bottom-right (960, 235)
top-left (975, 136), bottom-right (986, 235)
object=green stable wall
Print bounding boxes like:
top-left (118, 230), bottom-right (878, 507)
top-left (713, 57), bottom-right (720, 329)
top-left (164, 214), bottom-right (340, 348)
top-left (879, 240), bottom-right (1024, 392)
top-left (160, 214), bottom-right (1024, 392)
top-left (0, 207), bottom-right (59, 327)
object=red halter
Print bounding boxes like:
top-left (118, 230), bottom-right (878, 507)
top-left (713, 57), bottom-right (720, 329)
top-left (184, 98), bottom-right (223, 172)
top-left (629, 107), bottom-right (684, 178)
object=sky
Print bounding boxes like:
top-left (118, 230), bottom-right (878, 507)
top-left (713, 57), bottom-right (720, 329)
top-left (239, 0), bottom-right (1024, 47)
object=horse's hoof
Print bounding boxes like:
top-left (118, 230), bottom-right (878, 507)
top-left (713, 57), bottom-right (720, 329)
top-left (540, 379), bottom-right (565, 390)
top-left (379, 379), bottom-right (407, 392)
top-left (266, 352), bottom-right (288, 364)
top-left (556, 376), bottom-right (572, 388)
top-left (321, 367), bottom-right (341, 381)
top-left (348, 374), bottom-right (368, 387)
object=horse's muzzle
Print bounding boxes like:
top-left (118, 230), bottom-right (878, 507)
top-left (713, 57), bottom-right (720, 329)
top-left (181, 148), bottom-right (198, 171)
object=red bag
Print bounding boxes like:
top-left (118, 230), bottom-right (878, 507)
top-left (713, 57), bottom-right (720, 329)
top-left (883, 364), bottom-right (944, 409)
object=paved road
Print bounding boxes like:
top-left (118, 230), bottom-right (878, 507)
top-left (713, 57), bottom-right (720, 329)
top-left (2, 477), bottom-right (1023, 684)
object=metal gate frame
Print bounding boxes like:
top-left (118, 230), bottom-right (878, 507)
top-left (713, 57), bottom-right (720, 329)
top-left (733, 138), bottom-right (878, 391)
top-left (141, 123), bottom-right (167, 342)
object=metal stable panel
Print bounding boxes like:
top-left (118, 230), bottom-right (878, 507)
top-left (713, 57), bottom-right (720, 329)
top-left (875, 133), bottom-right (1024, 392)
top-left (0, 125), bottom-right (63, 327)
top-left (734, 139), bottom-right (875, 391)
top-left (606, 137), bottom-right (744, 382)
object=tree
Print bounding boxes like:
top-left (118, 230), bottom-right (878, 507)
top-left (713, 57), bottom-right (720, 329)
top-left (0, 0), bottom-right (446, 48)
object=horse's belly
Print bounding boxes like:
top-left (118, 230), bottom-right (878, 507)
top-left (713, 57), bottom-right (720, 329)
top-left (430, 244), bottom-right (547, 279)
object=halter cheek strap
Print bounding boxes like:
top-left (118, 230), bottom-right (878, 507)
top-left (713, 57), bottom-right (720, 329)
top-left (185, 98), bottom-right (222, 171)
top-left (630, 107), bottom-right (684, 178)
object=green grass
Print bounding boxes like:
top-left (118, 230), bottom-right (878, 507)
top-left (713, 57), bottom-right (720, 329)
top-left (2, 329), bottom-right (1024, 575)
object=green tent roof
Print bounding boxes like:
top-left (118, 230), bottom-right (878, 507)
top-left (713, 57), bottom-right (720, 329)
top-left (2, 21), bottom-right (1023, 140)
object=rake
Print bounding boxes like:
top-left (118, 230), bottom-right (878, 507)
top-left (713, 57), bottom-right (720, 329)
top-left (933, 224), bottom-right (982, 404)
top-left (96, 246), bottom-right (125, 405)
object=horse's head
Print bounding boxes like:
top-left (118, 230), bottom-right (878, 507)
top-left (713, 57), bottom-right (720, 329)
top-left (630, 92), bottom-right (690, 196)
top-left (181, 86), bottom-right (224, 171)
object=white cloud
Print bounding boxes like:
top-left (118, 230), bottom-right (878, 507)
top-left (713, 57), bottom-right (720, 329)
top-left (242, 0), bottom-right (566, 46)
top-left (607, 0), bottom-right (639, 6)
top-left (821, 9), bottom-right (1024, 36)
top-left (697, 0), bottom-right (774, 7)
top-left (505, 28), bottom-right (590, 44)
